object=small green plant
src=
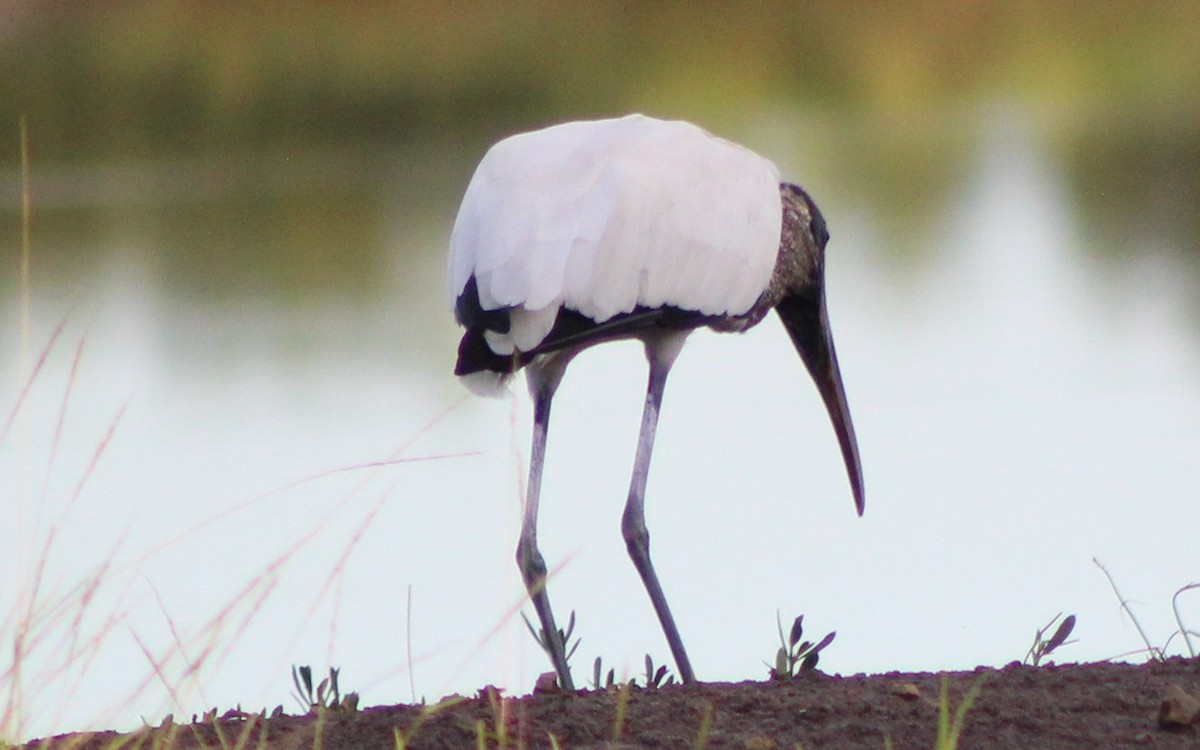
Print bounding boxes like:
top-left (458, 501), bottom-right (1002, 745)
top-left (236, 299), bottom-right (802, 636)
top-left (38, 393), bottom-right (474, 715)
top-left (393, 695), bottom-right (466, 750)
top-left (768, 613), bottom-right (835, 679)
top-left (475, 686), bottom-right (515, 748)
top-left (590, 656), bottom-right (621, 690)
top-left (290, 665), bottom-right (359, 713)
top-left (693, 701), bottom-right (713, 750)
top-left (586, 654), bottom-right (673, 689)
top-left (612, 681), bottom-right (631, 743)
top-left (1023, 612), bottom-right (1077, 666)
top-left (521, 610), bottom-right (580, 686)
top-left (197, 707), bottom-right (265, 750)
top-left (642, 654), bottom-right (675, 688)
top-left (934, 676), bottom-right (985, 750)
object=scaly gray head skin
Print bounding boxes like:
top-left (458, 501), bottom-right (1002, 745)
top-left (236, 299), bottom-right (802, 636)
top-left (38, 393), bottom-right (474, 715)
top-left (767, 183), bottom-right (866, 515)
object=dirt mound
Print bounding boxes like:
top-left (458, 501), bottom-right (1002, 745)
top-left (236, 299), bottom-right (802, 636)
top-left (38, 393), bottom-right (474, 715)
top-left (30, 659), bottom-right (1200, 749)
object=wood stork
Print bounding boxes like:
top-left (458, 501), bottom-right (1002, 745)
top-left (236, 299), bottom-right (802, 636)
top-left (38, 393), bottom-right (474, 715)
top-left (449, 114), bottom-right (864, 690)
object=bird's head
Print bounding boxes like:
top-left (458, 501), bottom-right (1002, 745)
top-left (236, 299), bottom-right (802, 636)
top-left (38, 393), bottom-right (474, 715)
top-left (774, 184), bottom-right (865, 515)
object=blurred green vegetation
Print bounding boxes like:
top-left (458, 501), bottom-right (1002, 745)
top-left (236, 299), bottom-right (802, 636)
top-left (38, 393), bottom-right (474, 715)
top-left (3, 2), bottom-right (1197, 160)
top-left (0, 2), bottom-right (1197, 299)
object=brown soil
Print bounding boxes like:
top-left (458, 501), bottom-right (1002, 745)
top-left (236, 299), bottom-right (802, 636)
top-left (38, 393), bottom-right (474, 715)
top-left (29, 659), bottom-right (1200, 749)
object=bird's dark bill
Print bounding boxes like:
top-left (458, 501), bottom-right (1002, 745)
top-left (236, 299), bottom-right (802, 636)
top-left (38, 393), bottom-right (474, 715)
top-left (776, 290), bottom-right (865, 515)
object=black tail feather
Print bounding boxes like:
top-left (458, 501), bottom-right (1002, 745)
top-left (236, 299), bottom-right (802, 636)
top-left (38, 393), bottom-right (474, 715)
top-left (453, 281), bottom-right (717, 378)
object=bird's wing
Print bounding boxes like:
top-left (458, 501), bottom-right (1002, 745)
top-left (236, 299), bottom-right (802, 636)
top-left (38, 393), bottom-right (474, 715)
top-left (449, 115), bottom-right (783, 354)
top-left (455, 303), bottom-right (716, 378)
top-left (527, 305), bottom-right (715, 357)
top-left (575, 117), bottom-right (782, 321)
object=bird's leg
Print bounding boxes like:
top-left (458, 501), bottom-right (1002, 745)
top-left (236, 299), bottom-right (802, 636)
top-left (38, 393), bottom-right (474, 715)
top-left (622, 332), bottom-right (696, 684)
top-left (517, 355), bottom-right (575, 690)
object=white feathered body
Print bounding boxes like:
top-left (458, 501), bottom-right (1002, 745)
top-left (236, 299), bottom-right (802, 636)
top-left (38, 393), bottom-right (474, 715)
top-left (448, 114), bottom-right (783, 357)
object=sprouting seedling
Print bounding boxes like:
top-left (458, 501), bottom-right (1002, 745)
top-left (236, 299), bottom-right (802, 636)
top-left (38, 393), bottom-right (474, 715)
top-left (290, 665), bottom-right (359, 713)
top-left (522, 609), bottom-right (581, 685)
top-left (768, 612), bottom-right (836, 680)
top-left (1024, 613), bottom-right (1077, 666)
top-left (586, 654), bottom-right (672, 689)
top-left (643, 654), bottom-right (675, 689)
top-left (291, 664), bottom-right (317, 710)
top-left (591, 657), bottom-right (620, 690)
top-left (477, 685), bottom-right (513, 748)
top-left (935, 675), bottom-right (987, 750)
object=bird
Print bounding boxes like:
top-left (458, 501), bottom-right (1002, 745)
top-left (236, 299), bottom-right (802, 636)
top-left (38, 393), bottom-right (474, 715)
top-left (448, 113), bottom-right (864, 690)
